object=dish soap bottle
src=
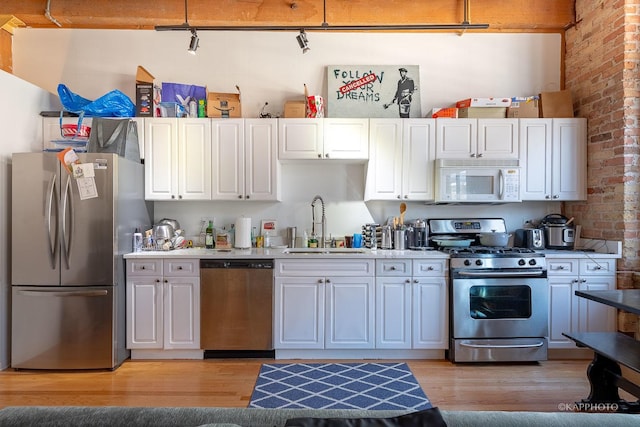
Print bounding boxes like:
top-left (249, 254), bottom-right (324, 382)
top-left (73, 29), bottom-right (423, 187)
top-left (205, 221), bottom-right (215, 249)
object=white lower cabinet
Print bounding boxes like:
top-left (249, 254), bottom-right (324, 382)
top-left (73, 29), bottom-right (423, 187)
top-left (126, 259), bottom-right (201, 358)
top-left (375, 259), bottom-right (448, 350)
top-left (547, 258), bottom-right (616, 349)
top-left (274, 259), bottom-right (375, 349)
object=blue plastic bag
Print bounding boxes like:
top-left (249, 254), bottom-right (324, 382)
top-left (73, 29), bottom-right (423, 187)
top-left (57, 84), bottom-right (135, 117)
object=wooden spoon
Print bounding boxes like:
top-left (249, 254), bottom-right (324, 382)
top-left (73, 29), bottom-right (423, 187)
top-left (399, 202), bottom-right (407, 226)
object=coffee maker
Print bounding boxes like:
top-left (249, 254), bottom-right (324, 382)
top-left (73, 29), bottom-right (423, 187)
top-left (410, 219), bottom-right (429, 249)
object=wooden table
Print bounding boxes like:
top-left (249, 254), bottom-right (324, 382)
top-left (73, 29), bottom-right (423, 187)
top-left (563, 289), bottom-right (640, 413)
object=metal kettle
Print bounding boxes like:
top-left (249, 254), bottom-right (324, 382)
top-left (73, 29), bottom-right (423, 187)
top-left (541, 214), bottom-right (575, 249)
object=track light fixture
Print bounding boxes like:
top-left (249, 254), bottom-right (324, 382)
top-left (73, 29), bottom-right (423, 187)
top-left (188, 28), bottom-right (199, 54)
top-left (296, 29), bottom-right (310, 54)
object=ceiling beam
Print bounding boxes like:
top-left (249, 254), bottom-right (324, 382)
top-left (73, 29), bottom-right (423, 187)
top-left (0, 0), bottom-right (575, 32)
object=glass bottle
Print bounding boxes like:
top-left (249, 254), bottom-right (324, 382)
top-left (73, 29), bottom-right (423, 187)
top-left (205, 221), bottom-right (215, 249)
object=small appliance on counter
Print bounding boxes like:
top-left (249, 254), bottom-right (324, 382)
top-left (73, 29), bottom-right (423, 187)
top-left (541, 214), bottom-right (575, 249)
top-left (514, 228), bottom-right (545, 250)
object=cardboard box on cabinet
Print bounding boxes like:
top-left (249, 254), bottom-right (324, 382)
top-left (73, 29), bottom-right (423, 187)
top-left (540, 90), bottom-right (574, 118)
top-left (457, 107), bottom-right (507, 118)
top-left (456, 97), bottom-right (512, 108)
top-left (430, 107), bottom-right (458, 118)
top-left (207, 86), bottom-right (242, 118)
top-left (284, 101), bottom-right (306, 118)
top-left (507, 96), bottom-right (540, 118)
top-left (135, 66), bottom-right (159, 117)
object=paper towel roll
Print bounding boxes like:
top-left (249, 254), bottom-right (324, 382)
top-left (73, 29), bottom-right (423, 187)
top-left (234, 217), bottom-right (252, 249)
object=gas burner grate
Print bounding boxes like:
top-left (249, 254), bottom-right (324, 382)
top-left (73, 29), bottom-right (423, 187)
top-left (440, 246), bottom-right (540, 257)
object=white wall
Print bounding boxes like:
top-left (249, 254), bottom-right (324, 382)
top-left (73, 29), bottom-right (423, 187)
top-left (0, 70), bottom-right (59, 369)
top-left (13, 29), bottom-right (561, 118)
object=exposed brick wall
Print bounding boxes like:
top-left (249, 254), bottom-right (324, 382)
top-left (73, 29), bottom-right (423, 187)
top-left (565, 0), bottom-right (640, 332)
top-left (565, 1), bottom-right (638, 270)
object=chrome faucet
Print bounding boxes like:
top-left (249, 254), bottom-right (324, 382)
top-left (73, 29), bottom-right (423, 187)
top-left (311, 195), bottom-right (326, 248)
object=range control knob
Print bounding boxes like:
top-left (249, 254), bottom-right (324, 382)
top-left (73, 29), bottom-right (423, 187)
top-left (529, 259), bottom-right (537, 266)
top-left (464, 260), bottom-right (472, 266)
top-left (518, 259), bottom-right (526, 266)
top-left (475, 259), bottom-right (483, 266)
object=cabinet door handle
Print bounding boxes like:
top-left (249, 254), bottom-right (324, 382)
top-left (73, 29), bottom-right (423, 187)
top-left (177, 266), bottom-right (183, 270)
top-left (155, 279), bottom-right (161, 283)
top-left (326, 279), bottom-right (331, 283)
top-left (318, 279), bottom-right (324, 284)
top-left (317, 153), bottom-right (322, 158)
top-left (390, 266), bottom-right (396, 270)
top-left (413, 279), bottom-right (419, 283)
top-left (171, 195), bottom-right (176, 199)
top-left (553, 195), bottom-right (560, 199)
top-left (427, 266), bottom-right (434, 271)
top-left (470, 153), bottom-right (476, 158)
top-left (238, 195), bottom-right (243, 199)
top-left (477, 153), bottom-right (483, 158)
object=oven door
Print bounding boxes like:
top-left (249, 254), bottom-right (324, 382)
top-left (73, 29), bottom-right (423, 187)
top-left (452, 276), bottom-right (548, 339)
top-left (450, 276), bottom-right (548, 362)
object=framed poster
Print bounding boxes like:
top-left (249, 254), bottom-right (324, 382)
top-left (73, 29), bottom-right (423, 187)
top-left (327, 65), bottom-right (421, 118)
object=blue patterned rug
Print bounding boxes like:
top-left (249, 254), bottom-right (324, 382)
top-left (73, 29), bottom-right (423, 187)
top-left (248, 362), bottom-right (432, 410)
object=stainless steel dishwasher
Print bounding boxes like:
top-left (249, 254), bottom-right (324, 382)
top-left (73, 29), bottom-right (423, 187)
top-left (200, 259), bottom-right (274, 356)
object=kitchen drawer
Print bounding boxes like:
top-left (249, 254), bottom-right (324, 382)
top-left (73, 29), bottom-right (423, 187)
top-left (127, 259), bottom-right (162, 276)
top-left (413, 259), bottom-right (448, 277)
top-left (275, 259), bottom-right (374, 277)
top-left (580, 258), bottom-right (615, 276)
top-left (163, 259), bottom-right (199, 277)
top-left (376, 259), bottom-right (411, 276)
top-left (547, 259), bottom-right (579, 276)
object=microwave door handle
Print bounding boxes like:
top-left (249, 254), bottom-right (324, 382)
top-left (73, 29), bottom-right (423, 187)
top-left (498, 169), bottom-right (504, 200)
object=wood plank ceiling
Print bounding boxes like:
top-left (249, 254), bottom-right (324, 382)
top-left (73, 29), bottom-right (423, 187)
top-left (0, 0), bottom-right (575, 32)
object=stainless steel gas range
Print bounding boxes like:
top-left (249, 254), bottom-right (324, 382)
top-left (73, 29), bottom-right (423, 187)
top-left (429, 218), bottom-right (549, 363)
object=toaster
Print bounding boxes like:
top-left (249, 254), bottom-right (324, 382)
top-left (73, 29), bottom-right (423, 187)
top-left (514, 228), bottom-right (545, 249)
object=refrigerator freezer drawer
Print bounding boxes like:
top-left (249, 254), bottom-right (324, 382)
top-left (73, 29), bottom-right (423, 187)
top-left (11, 286), bottom-right (119, 369)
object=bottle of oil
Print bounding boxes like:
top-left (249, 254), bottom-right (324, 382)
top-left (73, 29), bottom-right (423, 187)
top-left (205, 221), bottom-right (215, 249)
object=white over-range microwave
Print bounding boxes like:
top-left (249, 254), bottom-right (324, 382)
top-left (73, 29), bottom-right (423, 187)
top-left (434, 159), bottom-right (521, 203)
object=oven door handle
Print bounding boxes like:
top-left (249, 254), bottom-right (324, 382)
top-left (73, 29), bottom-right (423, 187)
top-left (460, 341), bottom-right (545, 349)
top-left (456, 270), bottom-right (546, 277)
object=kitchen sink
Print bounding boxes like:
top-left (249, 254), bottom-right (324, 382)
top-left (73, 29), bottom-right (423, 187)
top-left (283, 248), bottom-right (367, 255)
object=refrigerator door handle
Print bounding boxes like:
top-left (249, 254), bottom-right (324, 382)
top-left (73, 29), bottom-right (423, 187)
top-left (16, 289), bottom-right (109, 298)
top-left (61, 174), bottom-right (73, 270)
top-left (46, 175), bottom-right (58, 270)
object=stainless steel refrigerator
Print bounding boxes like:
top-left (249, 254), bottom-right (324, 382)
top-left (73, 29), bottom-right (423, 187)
top-left (11, 152), bottom-right (152, 369)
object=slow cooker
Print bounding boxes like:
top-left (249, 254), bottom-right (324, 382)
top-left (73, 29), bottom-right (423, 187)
top-left (541, 214), bottom-right (575, 249)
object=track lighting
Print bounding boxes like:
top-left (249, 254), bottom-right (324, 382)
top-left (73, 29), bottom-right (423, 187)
top-left (296, 29), bottom-right (310, 54)
top-left (188, 28), bottom-right (199, 54)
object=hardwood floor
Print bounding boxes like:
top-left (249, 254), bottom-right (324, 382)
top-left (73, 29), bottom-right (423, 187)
top-left (0, 358), bottom-right (611, 412)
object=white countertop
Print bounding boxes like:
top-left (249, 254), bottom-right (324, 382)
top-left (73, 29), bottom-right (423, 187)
top-left (123, 247), bottom-right (450, 259)
top-left (124, 243), bottom-right (619, 260)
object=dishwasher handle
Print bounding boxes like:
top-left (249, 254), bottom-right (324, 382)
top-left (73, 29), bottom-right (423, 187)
top-left (200, 259), bottom-right (274, 269)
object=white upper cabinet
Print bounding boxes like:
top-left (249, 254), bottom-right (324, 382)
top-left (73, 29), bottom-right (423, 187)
top-left (144, 118), bottom-right (212, 201)
top-left (323, 118), bottom-right (369, 160)
top-left (520, 118), bottom-right (586, 201)
top-left (278, 118), bottom-right (368, 160)
top-left (211, 119), bottom-right (245, 200)
top-left (436, 118), bottom-right (519, 159)
top-left (365, 118), bottom-right (435, 201)
top-left (244, 118), bottom-right (280, 201)
top-left (212, 118), bottom-right (280, 200)
top-left (278, 118), bottom-right (324, 160)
